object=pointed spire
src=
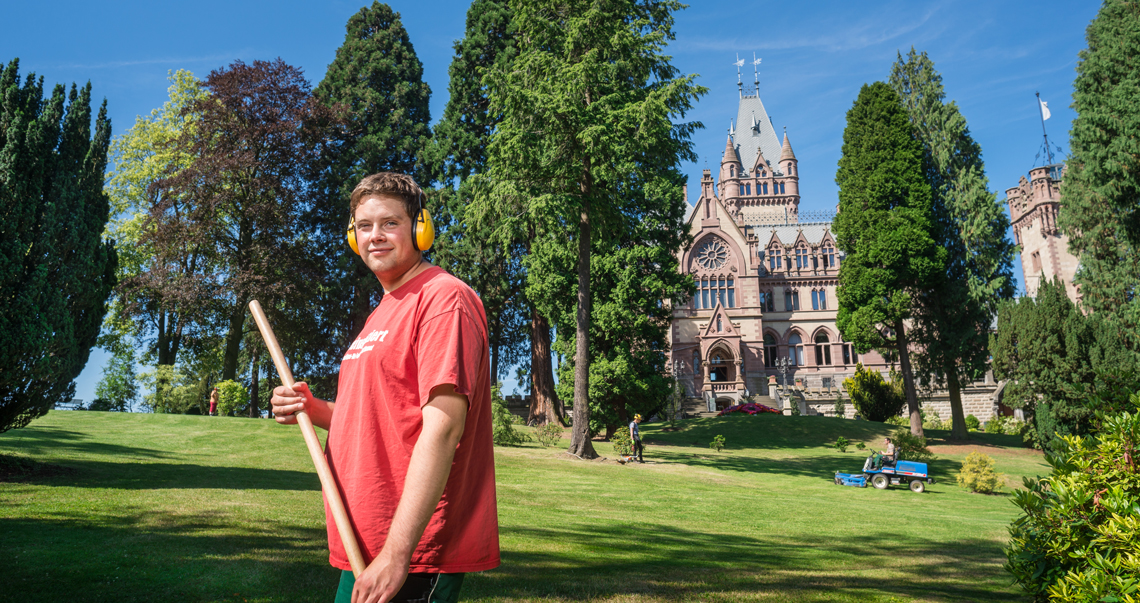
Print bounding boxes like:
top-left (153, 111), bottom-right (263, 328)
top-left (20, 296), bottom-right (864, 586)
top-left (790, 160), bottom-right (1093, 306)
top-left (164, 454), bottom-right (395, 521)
top-left (722, 135), bottom-right (738, 164)
top-left (780, 129), bottom-right (796, 161)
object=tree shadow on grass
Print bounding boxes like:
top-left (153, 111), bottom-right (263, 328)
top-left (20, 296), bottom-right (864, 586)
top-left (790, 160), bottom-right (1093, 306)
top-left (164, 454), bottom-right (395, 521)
top-left (0, 425), bottom-right (174, 460)
top-left (469, 522), bottom-right (1023, 602)
top-left (0, 510), bottom-right (336, 603)
top-left (5, 458), bottom-right (321, 491)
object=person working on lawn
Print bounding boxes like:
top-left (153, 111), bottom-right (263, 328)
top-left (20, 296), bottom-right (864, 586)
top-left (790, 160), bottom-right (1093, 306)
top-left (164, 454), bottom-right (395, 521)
top-left (876, 437), bottom-right (897, 469)
top-left (630, 414), bottom-right (644, 463)
top-left (271, 172), bottom-right (499, 603)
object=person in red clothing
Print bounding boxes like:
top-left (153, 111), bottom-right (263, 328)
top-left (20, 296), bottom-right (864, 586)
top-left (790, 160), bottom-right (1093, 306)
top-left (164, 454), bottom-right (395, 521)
top-left (271, 173), bottom-right (499, 603)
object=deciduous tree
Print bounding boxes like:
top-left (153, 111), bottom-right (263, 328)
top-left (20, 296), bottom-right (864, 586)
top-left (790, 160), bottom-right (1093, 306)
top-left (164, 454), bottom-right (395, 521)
top-left (1058, 0), bottom-right (1140, 353)
top-left (0, 59), bottom-right (117, 433)
top-left (481, 0), bottom-right (705, 458)
top-left (152, 59), bottom-right (330, 383)
top-left (834, 81), bottom-right (946, 437)
top-left (889, 49), bottom-right (1017, 440)
top-left (106, 70), bottom-right (215, 407)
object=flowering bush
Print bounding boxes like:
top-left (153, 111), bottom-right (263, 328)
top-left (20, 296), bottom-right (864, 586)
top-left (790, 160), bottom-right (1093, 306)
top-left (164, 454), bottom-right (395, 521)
top-left (717, 402), bottom-right (780, 416)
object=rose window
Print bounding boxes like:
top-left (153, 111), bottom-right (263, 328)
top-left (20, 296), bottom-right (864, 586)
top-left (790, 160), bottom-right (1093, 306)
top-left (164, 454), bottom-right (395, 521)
top-left (695, 239), bottom-right (729, 270)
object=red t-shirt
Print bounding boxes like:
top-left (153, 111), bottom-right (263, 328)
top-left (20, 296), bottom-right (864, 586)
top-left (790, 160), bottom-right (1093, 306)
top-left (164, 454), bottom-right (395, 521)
top-left (325, 266), bottom-right (500, 573)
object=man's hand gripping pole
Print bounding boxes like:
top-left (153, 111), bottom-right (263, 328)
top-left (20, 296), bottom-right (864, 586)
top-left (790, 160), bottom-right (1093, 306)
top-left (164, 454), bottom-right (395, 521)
top-left (248, 300), bottom-right (367, 577)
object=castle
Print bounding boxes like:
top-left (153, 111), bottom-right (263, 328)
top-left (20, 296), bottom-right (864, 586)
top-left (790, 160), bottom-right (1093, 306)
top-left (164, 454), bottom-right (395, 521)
top-left (667, 77), bottom-right (1001, 421)
top-left (1005, 163), bottom-right (1080, 302)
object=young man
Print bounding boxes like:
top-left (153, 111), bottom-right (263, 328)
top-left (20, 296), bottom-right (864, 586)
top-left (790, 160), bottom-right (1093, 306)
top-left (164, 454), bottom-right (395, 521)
top-left (629, 414), bottom-right (644, 463)
top-left (271, 173), bottom-right (499, 603)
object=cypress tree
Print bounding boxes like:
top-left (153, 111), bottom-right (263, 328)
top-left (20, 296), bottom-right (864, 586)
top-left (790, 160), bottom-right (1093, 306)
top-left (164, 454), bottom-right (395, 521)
top-left (0, 59), bottom-right (117, 433)
top-left (889, 49), bottom-right (1017, 440)
top-left (833, 81), bottom-right (946, 437)
top-left (1058, 0), bottom-right (1140, 352)
top-left (313, 2), bottom-right (434, 343)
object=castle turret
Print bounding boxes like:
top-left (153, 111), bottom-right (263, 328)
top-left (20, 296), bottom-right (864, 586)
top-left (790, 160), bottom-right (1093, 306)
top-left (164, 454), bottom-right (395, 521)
top-left (720, 135), bottom-right (741, 198)
top-left (780, 132), bottom-right (799, 196)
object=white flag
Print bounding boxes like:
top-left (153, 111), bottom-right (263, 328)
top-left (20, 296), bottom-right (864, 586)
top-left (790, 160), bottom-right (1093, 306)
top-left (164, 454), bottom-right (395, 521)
top-left (1039, 98), bottom-right (1051, 121)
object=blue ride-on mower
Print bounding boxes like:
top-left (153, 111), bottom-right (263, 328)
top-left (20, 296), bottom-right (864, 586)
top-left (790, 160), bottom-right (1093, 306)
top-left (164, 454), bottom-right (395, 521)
top-left (834, 454), bottom-right (935, 493)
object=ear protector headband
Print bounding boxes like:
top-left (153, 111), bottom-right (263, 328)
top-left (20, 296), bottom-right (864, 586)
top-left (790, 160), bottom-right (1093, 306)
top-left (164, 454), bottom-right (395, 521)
top-left (347, 190), bottom-right (434, 255)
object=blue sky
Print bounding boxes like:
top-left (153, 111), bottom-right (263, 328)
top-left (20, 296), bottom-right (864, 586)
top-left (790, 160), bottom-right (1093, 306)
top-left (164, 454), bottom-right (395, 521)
top-left (1, 0), bottom-right (1100, 402)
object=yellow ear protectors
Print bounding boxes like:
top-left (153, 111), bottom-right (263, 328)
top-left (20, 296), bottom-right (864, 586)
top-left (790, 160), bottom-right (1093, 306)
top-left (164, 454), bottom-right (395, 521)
top-left (346, 216), bottom-right (360, 255)
top-left (346, 190), bottom-right (435, 255)
top-left (412, 190), bottom-right (435, 252)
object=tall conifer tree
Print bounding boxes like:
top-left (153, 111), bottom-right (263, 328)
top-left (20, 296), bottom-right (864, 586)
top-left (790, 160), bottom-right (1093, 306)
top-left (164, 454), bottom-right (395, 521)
top-left (990, 277), bottom-right (1134, 448)
top-left (889, 49), bottom-right (1017, 439)
top-left (1059, 0), bottom-right (1140, 352)
top-left (834, 81), bottom-right (946, 437)
top-left (427, 0), bottom-right (536, 418)
top-left (0, 59), bottom-right (117, 432)
top-left (481, 0), bottom-right (705, 457)
top-left (313, 2), bottom-right (434, 344)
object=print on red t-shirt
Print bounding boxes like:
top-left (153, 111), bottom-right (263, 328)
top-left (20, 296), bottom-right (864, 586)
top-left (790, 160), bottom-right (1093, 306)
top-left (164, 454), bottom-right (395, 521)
top-left (324, 266), bottom-right (500, 573)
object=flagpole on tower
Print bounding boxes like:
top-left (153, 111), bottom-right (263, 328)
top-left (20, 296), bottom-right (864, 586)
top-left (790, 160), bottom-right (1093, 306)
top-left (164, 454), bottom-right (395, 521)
top-left (1036, 91), bottom-right (1054, 165)
top-left (734, 54), bottom-right (745, 98)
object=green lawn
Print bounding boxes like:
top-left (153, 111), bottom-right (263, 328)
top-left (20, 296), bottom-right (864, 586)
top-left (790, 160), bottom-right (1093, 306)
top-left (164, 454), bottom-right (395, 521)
top-left (0, 411), bottom-right (1043, 602)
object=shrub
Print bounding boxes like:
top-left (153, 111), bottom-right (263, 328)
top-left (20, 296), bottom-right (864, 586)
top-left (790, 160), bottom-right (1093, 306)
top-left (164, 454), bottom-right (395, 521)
top-left (1005, 396), bottom-right (1140, 601)
top-left (855, 441), bottom-right (866, 450)
top-left (710, 434), bottom-right (726, 452)
top-left (611, 427), bottom-right (633, 456)
top-left (956, 451), bottom-right (1002, 494)
top-left (215, 380), bottom-right (248, 417)
top-left (491, 383), bottom-right (528, 447)
top-left (834, 394), bottom-right (846, 418)
top-left (890, 428), bottom-right (935, 463)
top-left (534, 422), bottom-right (563, 447)
top-left (834, 436), bottom-right (849, 453)
top-left (965, 414), bottom-right (980, 431)
top-left (844, 364), bottom-right (906, 422)
top-left (885, 414), bottom-right (908, 427)
top-left (986, 415), bottom-right (1020, 435)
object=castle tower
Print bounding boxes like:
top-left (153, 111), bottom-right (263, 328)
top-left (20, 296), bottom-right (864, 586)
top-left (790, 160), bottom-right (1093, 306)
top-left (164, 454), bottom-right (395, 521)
top-left (1005, 164), bottom-right (1079, 301)
top-left (779, 131), bottom-right (799, 197)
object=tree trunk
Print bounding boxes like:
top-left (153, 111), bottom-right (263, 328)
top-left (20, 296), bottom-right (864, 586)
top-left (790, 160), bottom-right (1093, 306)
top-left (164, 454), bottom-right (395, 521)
top-left (894, 318), bottom-right (924, 437)
top-left (221, 304), bottom-right (245, 381)
top-left (249, 345), bottom-right (260, 418)
top-left (528, 309), bottom-right (564, 426)
top-left (946, 361), bottom-right (967, 440)
top-left (490, 311), bottom-right (501, 384)
top-left (567, 198), bottom-right (597, 459)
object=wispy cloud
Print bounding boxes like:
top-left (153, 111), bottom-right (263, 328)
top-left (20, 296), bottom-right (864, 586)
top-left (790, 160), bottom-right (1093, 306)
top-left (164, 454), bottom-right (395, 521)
top-left (52, 52), bottom-right (255, 70)
top-left (678, 2), bottom-right (947, 54)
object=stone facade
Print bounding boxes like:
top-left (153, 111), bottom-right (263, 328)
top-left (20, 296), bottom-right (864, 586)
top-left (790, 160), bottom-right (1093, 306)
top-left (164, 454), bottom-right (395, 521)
top-left (1006, 164), bottom-right (1080, 302)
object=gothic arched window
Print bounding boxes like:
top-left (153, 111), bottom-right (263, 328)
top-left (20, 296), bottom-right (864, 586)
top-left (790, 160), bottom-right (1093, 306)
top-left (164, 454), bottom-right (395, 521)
top-left (693, 274), bottom-right (735, 309)
top-left (788, 333), bottom-right (804, 366)
top-left (815, 332), bottom-right (831, 365)
top-left (764, 333), bottom-right (778, 368)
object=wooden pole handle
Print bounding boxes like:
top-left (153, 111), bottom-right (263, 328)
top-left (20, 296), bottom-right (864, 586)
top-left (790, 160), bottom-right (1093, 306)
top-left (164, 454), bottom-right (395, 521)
top-left (248, 300), bottom-right (367, 577)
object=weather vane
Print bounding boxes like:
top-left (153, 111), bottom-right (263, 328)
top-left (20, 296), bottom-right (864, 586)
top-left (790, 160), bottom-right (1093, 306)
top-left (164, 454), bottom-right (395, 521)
top-left (735, 54), bottom-right (745, 97)
top-left (752, 53), bottom-right (762, 95)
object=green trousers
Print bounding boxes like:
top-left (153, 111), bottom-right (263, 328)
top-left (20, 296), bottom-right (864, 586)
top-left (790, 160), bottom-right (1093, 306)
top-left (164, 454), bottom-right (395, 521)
top-left (335, 570), bottom-right (464, 603)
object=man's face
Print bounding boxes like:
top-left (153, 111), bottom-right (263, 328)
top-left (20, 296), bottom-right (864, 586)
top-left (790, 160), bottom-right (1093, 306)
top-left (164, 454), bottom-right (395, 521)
top-left (354, 194), bottom-right (421, 287)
